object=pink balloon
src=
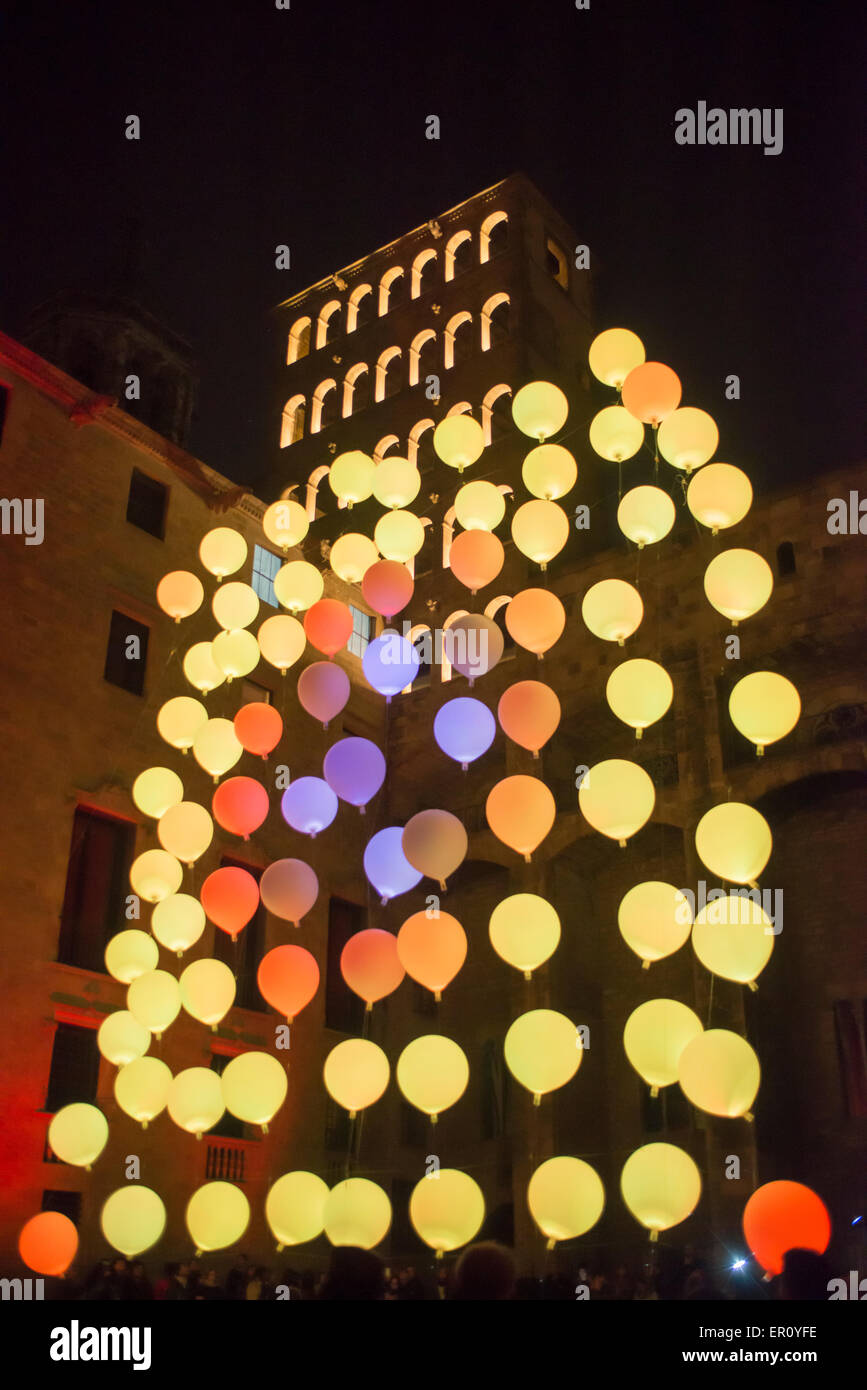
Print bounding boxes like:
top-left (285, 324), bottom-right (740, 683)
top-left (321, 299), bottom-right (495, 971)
top-left (297, 662), bottom-right (351, 728)
top-left (361, 559), bottom-right (414, 617)
top-left (401, 809), bottom-right (468, 890)
top-left (303, 599), bottom-right (354, 658)
top-left (259, 858), bottom-right (319, 926)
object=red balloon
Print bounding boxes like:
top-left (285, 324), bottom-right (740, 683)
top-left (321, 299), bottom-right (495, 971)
top-left (361, 559), bottom-right (414, 618)
top-left (19, 1212), bottom-right (78, 1277)
top-left (200, 865), bottom-right (260, 941)
top-left (212, 776), bottom-right (270, 839)
top-left (340, 928), bottom-right (405, 1006)
top-left (304, 598), bottom-right (354, 658)
top-left (234, 702), bottom-right (283, 758)
top-left (743, 1181), bottom-right (831, 1276)
top-left (257, 944), bottom-right (320, 1021)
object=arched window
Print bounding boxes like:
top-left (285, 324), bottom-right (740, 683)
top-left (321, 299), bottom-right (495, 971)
top-left (305, 465), bottom-right (330, 520)
top-left (408, 419), bottom-right (436, 472)
top-left (411, 249), bottom-right (438, 298)
top-left (280, 395), bottom-right (306, 447)
top-left (481, 293), bottom-right (510, 351)
top-left (445, 230), bottom-right (473, 281)
top-left (444, 312), bottom-right (473, 370)
top-left (375, 346), bottom-right (402, 401)
top-left (343, 363), bottom-right (370, 416)
top-left (316, 300), bottom-right (342, 349)
top-left (287, 316), bottom-right (312, 364)
top-left (482, 385), bottom-right (513, 444)
top-left (440, 607), bottom-right (470, 683)
top-left (310, 379), bottom-right (338, 433)
top-left (409, 330), bottom-right (437, 387)
top-left (379, 267), bottom-right (406, 316)
top-left (446, 401), bottom-right (473, 417)
top-left (442, 504), bottom-right (457, 568)
top-left (545, 237), bottom-right (569, 289)
top-left (485, 594), bottom-right (515, 651)
top-left (373, 435), bottom-right (401, 463)
top-left (480, 211), bottom-right (509, 263)
top-left (776, 541), bottom-right (796, 577)
top-left (346, 285), bottom-right (374, 332)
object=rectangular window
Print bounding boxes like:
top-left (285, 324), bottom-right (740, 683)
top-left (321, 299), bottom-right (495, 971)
top-left (324, 1095), bottom-right (351, 1151)
top-left (58, 807), bottom-right (136, 971)
top-left (348, 605), bottom-right (375, 658)
top-left (104, 609), bottom-right (149, 696)
top-left (213, 858), bottom-right (267, 1012)
top-left (41, 1190), bottom-right (82, 1225)
top-left (126, 468), bottom-right (167, 538)
top-left (481, 1038), bottom-right (508, 1139)
top-left (834, 1000), bottom-right (867, 1118)
top-left (326, 898), bottom-right (366, 1033)
top-left (45, 1023), bottom-right (100, 1112)
top-left (252, 544), bottom-right (281, 608)
top-left (240, 678), bottom-right (272, 705)
top-left (209, 1054), bottom-right (246, 1138)
top-left (400, 1096), bottom-right (428, 1147)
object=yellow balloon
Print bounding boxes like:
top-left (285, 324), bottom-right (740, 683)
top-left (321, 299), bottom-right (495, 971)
top-left (151, 893), bottom-right (206, 956)
top-left (687, 462), bottom-right (752, 533)
top-left (157, 801), bottom-right (214, 866)
top-left (330, 533), bottom-right (379, 584)
top-left (212, 581), bottom-right (260, 631)
top-left (410, 1169), bottom-right (485, 1254)
top-left (156, 570), bottom-right (204, 622)
top-left (589, 405), bottom-right (644, 462)
top-left (221, 1052), bottom-right (287, 1131)
top-left (180, 958), bottom-right (236, 1026)
top-left (105, 929), bottom-right (159, 984)
top-left (581, 579), bottom-right (643, 644)
top-left (729, 671), bottom-right (800, 754)
top-left (263, 498), bottom-right (309, 551)
top-left (258, 614), bottom-right (306, 673)
top-left (522, 444), bottom-right (577, 501)
top-left (528, 1156), bottom-right (605, 1247)
top-left (617, 881), bottom-right (693, 965)
top-left (274, 559), bottom-right (324, 613)
top-left (114, 1055), bottom-right (173, 1125)
top-left (186, 1181), bottom-right (250, 1254)
top-left (704, 548), bottom-right (773, 623)
top-left (329, 450), bottom-right (376, 505)
top-left (396, 1036), bottom-right (469, 1119)
top-left (167, 1067), bottom-right (226, 1137)
top-left (692, 893), bottom-right (775, 986)
top-left (588, 327), bottom-right (645, 388)
top-left (617, 485), bottom-right (676, 548)
top-left (504, 1009), bottom-right (582, 1103)
top-left (199, 526), bottom-right (247, 580)
top-left (623, 999), bottom-right (704, 1092)
top-left (183, 642), bottom-right (226, 694)
top-left (132, 766), bottom-right (184, 819)
top-left (512, 381), bottom-right (568, 441)
top-left (657, 406), bottom-right (719, 473)
top-left (48, 1103), bottom-right (109, 1168)
top-left (266, 1172), bottom-right (330, 1249)
top-left (578, 759), bottom-right (655, 846)
top-left (126, 970), bottom-right (182, 1038)
top-left (324, 1038), bottom-right (390, 1118)
top-left (192, 717), bottom-right (243, 780)
top-left (211, 628), bottom-right (260, 681)
top-left (606, 658), bottom-right (673, 738)
top-left (489, 893), bottom-right (561, 978)
top-left (101, 1186), bottom-right (166, 1257)
top-left (620, 1143), bottom-right (701, 1237)
top-left (324, 1178), bottom-right (392, 1249)
top-left (372, 456), bottom-right (421, 509)
top-left (374, 509), bottom-right (425, 562)
top-left (157, 696), bottom-right (208, 751)
top-left (695, 802), bottom-right (772, 887)
top-left (433, 415), bottom-right (485, 471)
top-left (511, 499), bottom-right (570, 568)
top-left (130, 849), bottom-right (183, 904)
top-left (455, 480), bottom-right (506, 532)
top-left (677, 1029), bottom-right (760, 1118)
top-left (97, 1010), bottom-right (151, 1067)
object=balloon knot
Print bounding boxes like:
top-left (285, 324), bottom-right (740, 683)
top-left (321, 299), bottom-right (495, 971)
top-left (546, 1238), bottom-right (556, 1252)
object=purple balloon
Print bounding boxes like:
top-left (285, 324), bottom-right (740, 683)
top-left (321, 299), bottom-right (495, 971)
top-left (323, 737), bottom-right (386, 813)
top-left (363, 826), bottom-right (424, 905)
top-left (281, 777), bottom-right (339, 837)
top-left (362, 631), bottom-right (421, 700)
top-left (434, 697), bottom-right (496, 770)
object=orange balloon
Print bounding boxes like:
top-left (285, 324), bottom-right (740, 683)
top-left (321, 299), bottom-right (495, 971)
top-left (620, 361), bottom-right (682, 426)
top-left (257, 944), bottom-right (320, 1021)
top-left (304, 598), bottom-right (354, 658)
top-left (340, 928), bottom-right (405, 1006)
top-left (361, 559), bottom-right (414, 618)
top-left (486, 775), bottom-right (556, 862)
top-left (497, 680), bottom-right (561, 754)
top-left (234, 702), bottom-right (283, 758)
top-left (212, 777), bottom-right (270, 839)
top-left (200, 866), bottom-right (260, 941)
top-left (397, 910), bottom-right (467, 1001)
top-left (19, 1212), bottom-right (78, 1276)
top-left (402, 809), bottom-right (468, 890)
top-left (504, 589), bottom-right (566, 656)
top-left (449, 529), bottom-right (505, 594)
top-left (742, 1181), bottom-right (831, 1277)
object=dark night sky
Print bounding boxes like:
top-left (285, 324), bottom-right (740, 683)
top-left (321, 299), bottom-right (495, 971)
top-left (1, 0), bottom-right (863, 495)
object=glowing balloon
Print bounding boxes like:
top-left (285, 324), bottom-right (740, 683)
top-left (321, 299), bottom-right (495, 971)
top-left (486, 775), bottom-right (556, 862)
top-left (678, 1029), bottom-right (760, 1118)
top-left (504, 1009), bottom-right (582, 1102)
top-left (259, 858), bottom-right (318, 926)
top-left (489, 893), bottom-right (560, 978)
top-left (330, 533), bottom-right (379, 584)
top-left (497, 680), bottom-right (560, 755)
top-left (579, 758), bottom-right (655, 846)
top-left (212, 580), bottom-right (259, 631)
top-left (157, 801), bottom-right (213, 865)
top-left (448, 529), bottom-right (504, 593)
top-left (397, 1036), bottom-right (469, 1121)
top-left (324, 1038), bottom-right (390, 1117)
top-left (183, 642), bottom-right (226, 694)
top-left (687, 462), bottom-right (753, 533)
top-left (157, 695), bottom-right (207, 752)
top-left (167, 1067), bottom-right (225, 1137)
top-left (396, 909), bottom-right (467, 999)
top-left (695, 802), bottom-right (772, 887)
top-left (324, 1178), bottom-right (392, 1249)
top-left (606, 658), bottom-right (673, 737)
top-left (151, 892), bottom-right (206, 956)
top-left (281, 776), bottom-right (338, 837)
top-left (621, 362), bottom-right (682, 425)
top-left (323, 737), bottom-right (386, 811)
top-left (363, 631), bottom-right (420, 698)
top-left (522, 444), bottom-right (577, 501)
top-left (48, 1103), bottom-right (109, 1168)
top-left (329, 450), bottom-right (375, 505)
top-left (692, 894), bottom-right (775, 986)
top-left (192, 718), bottom-right (243, 781)
top-left (105, 929), bottom-right (159, 984)
top-left (341, 928), bottom-right (405, 1006)
top-left (528, 1157), bottom-right (605, 1247)
top-left (442, 613), bottom-right (504, 682)
top-left (620, 1143), bottom-right (701, 1238)
top-left (589, 405), bottom-right (645, 462)
top-left (257, 614), bottom-right (306, 673)
top-left (257, 944), bottom-right (320, 1021)
top-left (126, 971), bottom-right (181, 1039)
top-left (97, 1010), bottom-right (151, 1067)
top-left (234, 701), bottom-right (283, 757)
top-left (402, 809), bottom-right (468, 889)
top-left (512, 381), bottom-right (568, 441)
top-left (266, 1172), bottom-right (329, 1249)
top-left (199, 526), bottom-right (247, 580)
top-left (263, 498), bottom-right (309, 550)
top-left (212, 776), bottom-right (269, 840)
top-left (433, 414), bottom-right (485, 471)
top-left (729, 671), bottom-right (800, 754)
top-left (221, 1052), bottom-right (288, 1130)
top-left (617, 485), bottom-right (676, 548)
top-left (434, 697), bottom-right (496, 769)
top-left (212, 628), bottom-right (260, 681)
top-left (101, 1187), bottom-right (167, 1257)
top-left (374, 509), bottom-right (425, 562)
top-left (658, 406), bottom-right (719, 472)
top-left (372, 455), bottom-right (421, 509)
top-left (114, 1055), bottom-right (172, 1124)
top-left (582, 579), bottom-right (643, 645)
top-left (704, 548), bottom-right (773, 623)
top-left (19, 1212), bottom-right (78, 1277)
top-left (304, 598), bottom-right (354, 657)
top-left (361, 558), bottom-right (414, 617)
top-left (130, 849), bottom-right (183, 903)
top-left (186, 1182), bottom-right (250, 1254)
top-left (623, 999), bottom-right (703, 1092)
top-left (179, 958), bottom-right (236, 1026)
top-left (297, 661), bottom-right (351, 728)
top-left (410, 1169), bottom-right (484, 1253)
top-left (617, 881), bottom-right (692, 965)
top-left (274, 559), bottom-right (324, 613)
top-left (157, 571), bottom-right (205, 622)
top-left (511, 499), bottom-right (570, 568)
top-left (505, 588), bottom-right (566, 656)
top-left (742, 1182), bottom-right (831, 1277)
top-left (588, 326), bottom-right (645, 388)
top-left (364, 827), bottom-right (423, 904)
top-left (201, 865), bottom-right (260, 941)
top-left (455, 481), bottom-right (506, 532)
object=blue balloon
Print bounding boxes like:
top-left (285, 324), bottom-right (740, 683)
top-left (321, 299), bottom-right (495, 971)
top-left (281, 777), bottom-right (339, 837)
top-left (362, 630), bottom-right (420, 700)
top-left (434, 697), bottom-right (496, 769)
top-left (323, 737), bottom-right (387, 812)
top-left (363, 826), bottom-right (424, 905)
